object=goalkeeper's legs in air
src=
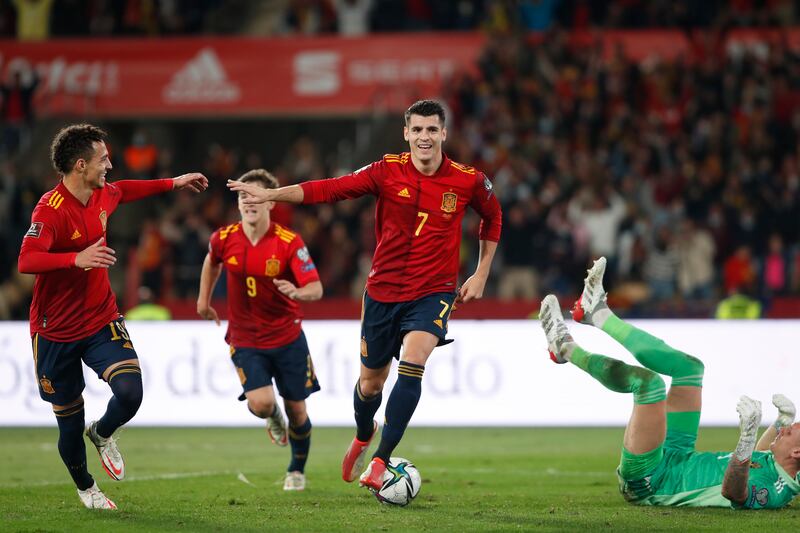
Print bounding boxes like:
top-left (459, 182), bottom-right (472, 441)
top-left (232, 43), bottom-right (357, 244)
top-left (572, 256), bottom-right (705, 448)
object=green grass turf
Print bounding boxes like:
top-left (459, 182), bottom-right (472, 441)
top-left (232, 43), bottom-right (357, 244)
top-left (0, 427), bottom-right (797, 532)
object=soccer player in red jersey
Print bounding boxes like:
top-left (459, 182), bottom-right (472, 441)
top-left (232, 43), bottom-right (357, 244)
top-left (198, 169), bottom-right (323, 491)
top-left (227, 100), bottom-right (502, 492)
top-left (18, 124), bottom-right (207, 509)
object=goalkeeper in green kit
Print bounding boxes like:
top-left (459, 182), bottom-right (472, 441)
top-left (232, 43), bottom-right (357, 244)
top-left (539, 257), bottom-right (800, 509)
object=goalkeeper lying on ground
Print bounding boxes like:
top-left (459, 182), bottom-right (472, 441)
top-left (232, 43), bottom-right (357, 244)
top-left (539, 257), bottom-right (800, 509)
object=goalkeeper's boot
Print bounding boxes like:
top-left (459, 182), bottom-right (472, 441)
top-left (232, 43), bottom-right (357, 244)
top-left (571, 256), bottom-right (609, 325)
top-left (86, 421), bottom-right (125, 481)
top-left (267, 407), bottom-right (288, 447)
top-left (283, 471), bottom-right (306, 491)
top-left (540, 294), bottom-right (575, 364)
top-left (342, 420), bottom-right (378, 482)
top-left (77, 481), bottom-right (117, 510)
top-left (359, 457), bottom-right (386, 491)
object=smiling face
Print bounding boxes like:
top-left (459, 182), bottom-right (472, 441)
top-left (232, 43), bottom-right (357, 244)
top-left (404, 113), bottom-right (446, 167)
top-left (80, 141), bottom-right (113, 189)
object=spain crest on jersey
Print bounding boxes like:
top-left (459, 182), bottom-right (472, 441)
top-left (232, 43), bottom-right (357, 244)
top-left (441, 192), bottom-right (458, 213)
top-left (99, 210), bottom-right (107, 231)
top-left (265, 258), bottom-right (281, 277)
top-left (40, 377), bottom-right (55, 394)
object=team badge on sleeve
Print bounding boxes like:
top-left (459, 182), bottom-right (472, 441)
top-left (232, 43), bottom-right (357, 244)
top-left (297, 246), bottom-right (311, 262)
top-left (25, 222), bottom-right (43, 238)
top-left (484, 176), bottom-right (494, 198)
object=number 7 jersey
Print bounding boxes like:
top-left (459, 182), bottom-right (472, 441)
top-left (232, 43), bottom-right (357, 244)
top-left (208, 222), bottom-right (320, 349)
top-left (300, 153), bottom-right (502, 302)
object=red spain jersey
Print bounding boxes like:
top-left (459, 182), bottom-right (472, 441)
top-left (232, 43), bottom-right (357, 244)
top-left (300, 153), bottom-right (502, 302)
top-left (19, 179), bottom-right (173, 341)
top-left (209, 222), bottom-right (320, 349)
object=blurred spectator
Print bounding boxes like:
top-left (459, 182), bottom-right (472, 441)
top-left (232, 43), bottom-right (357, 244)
top-left (644, 226), bottom-right (679, 301)
top-left (334, 0), bottom-right (371, 36)
top-left (284, 0), bottom-right (337, 34)
top-left (1, 69), bottom-right (38, 156)
top-left (11, 0), bottom-right (52, 40)
top-left (762, 234), bottom-right (788, 297)
top-left (123, 129), bottom-right (159, 178)
top-left (125, 286), bottom-right (171, 320)
top-left (136, 219), bottom-right (167, 294)
top-left (518, 0), bottom-right (560, 31)
top-left (715, 291), bottom-right (762, 319)
top-left (676, 219), bottom-right (716, 300)
top-left (723, 245), bottom-right (757, 295)
top-left (498, 203), bottom-right (538, 300)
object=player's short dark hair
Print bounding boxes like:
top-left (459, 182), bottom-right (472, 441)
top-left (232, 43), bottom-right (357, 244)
top-left (404, 99), bottom-right (446, 126)
top-left (50, 124), bottom-right (108, 175)
top-left (238, 169), bottom-right (279, 189)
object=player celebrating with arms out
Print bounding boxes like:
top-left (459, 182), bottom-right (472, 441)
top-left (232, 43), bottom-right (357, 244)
top-left (198, 169), bottom-right (323, 491)
top-left (18, 124), bottom-right (207, 509)
top-left (227, 100), bottom-right (502, 492)
top-left (539, 257), bottom-right (800, 509)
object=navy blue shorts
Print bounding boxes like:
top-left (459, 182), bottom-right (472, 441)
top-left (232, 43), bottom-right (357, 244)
top-left (230, 331), bottom-right (320, 402)
top-left (33, 317), bottom-right (139, 405)
top-left (360, 290), bottom-right (457, 370)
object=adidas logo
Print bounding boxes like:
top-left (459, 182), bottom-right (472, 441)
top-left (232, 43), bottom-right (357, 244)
top-left (70, 229), bottom-right (82, 240)
top-left (163, 47), bottom-right (240, 104)
top-left (227, 256), bottom-right (239, 266)
top-left (122, 341), bottom-right (133, 349)
top-left (433, 319), bottom-right (443, 329)
top-left (397, 188), bottom-right (410, 198)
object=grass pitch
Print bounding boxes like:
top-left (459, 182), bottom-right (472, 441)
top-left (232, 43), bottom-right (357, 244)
top-left (0, 427), bottom-right (797, 532)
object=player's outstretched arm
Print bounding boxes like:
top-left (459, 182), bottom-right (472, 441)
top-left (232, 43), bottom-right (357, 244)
top-left (197, 253), bottom-right (223, 325)
top-left (273, 279), bottom-right (323, 302)
top-left (756, 394), bottom-right (796, 451)
top-left (172, 173), bottom-right (209, 193)
top-left (226, 181), bottom-right (304, 205)
top-left (117, 173), bottom-right (208, 203)
top-left (457, 240), bottom-right (497, 304)
top-left (722, 395), bottom-right (762, 505)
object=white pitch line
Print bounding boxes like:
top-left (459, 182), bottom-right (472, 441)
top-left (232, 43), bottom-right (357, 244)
top-left (0, 469), bottom-right (237, 489)
top-left (237, 472), bottom-right (256, 487)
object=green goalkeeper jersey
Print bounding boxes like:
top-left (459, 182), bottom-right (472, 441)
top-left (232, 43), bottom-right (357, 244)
top-left (619, 449), bottom-right (800, 508)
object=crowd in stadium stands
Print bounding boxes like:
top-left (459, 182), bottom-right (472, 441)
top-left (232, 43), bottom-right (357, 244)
top-left (2, 2), bottom-right (800, 319)
top-left (3, 1), bottom-right (800, 39)
top-left (4, 27), bottom-right (800, 320)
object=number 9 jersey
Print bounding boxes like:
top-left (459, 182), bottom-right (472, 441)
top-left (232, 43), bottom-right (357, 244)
top-left (208, 222), bottom-right (320, 349)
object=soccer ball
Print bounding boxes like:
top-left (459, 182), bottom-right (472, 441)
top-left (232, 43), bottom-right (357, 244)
top-left (373, 457), bottom-right (421, 506)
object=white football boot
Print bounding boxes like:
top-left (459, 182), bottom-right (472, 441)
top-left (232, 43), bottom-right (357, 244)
top-left (540, 294), bottom-right (575, 364)
top-left (571, 257), bottom-right (609, 326)
top-left (85, 421), bottom-right (125, 481)
top-left (267, 407), bottom-right (288, 447)
top-left (77, 482), bottom-right (117, 510)
top-left (283, 471), bottom-right (306, 491)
